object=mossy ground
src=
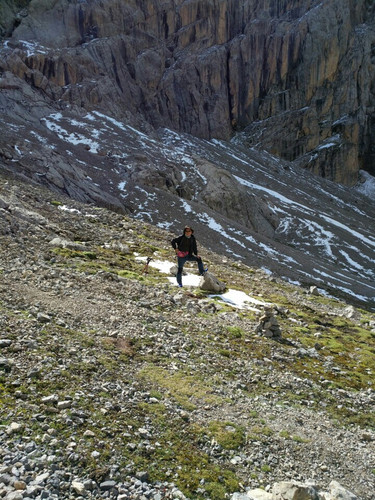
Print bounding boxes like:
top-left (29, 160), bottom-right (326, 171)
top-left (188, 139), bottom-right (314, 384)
top-left (1, 208), bottom-right (375, 499)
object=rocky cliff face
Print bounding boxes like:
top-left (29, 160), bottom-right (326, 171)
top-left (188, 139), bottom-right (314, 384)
top-left (1, 0), bottom-right (374, 184)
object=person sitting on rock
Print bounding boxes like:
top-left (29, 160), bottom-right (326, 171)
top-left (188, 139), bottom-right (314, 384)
top-left (171, 225), bottom-right (207, 287)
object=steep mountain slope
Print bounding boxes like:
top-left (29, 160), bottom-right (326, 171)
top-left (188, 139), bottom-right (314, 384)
top-left (0, 0), bottom-right (374, 309)
top-left (0, 107), bottom-right (374, 310)
top-left (1, 170), bottom-right (375, 499)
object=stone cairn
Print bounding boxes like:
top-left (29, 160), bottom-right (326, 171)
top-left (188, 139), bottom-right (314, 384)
top-left (256, 307), bottom-right (282, 338)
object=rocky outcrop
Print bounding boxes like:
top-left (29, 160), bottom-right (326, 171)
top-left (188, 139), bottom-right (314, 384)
top-left (196, 159), bottom-right (279, 237)
top-left (0, 0), bottom-right (30, 38)
top-left (0, 0), bottom-right (374, 184)
top-left (199, 271), bottom-right (226, 293)
top-left (232, 480), bottom-right (358, 500)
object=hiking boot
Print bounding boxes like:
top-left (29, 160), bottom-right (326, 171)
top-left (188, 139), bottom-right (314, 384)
top-left (200, 268), bottom-right (208, 276)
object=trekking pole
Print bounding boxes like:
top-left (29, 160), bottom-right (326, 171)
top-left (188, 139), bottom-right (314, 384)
top-left (142, 257), bottom-right (152, 274)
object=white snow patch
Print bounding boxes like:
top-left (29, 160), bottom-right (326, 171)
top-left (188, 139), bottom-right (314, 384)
top-left (42, 116), bottom-right (100, 153)
top-left (18, 40), bottom-right (50, 56)
top-left (300, 218), bottom-right (335, 257)
top-left (210, 289), bottom-right (268, 311)
top-left (137, 257), bottom-right (267, 309)
top-left (92, 111), bottom-right (128, 131)
top-left (234, 175), bottom-right (313, 213)
top-left (317, 140), bottom-right (340, 150)
top-left (338, 250), bottom-right (364, 271)
top-left (58, 205), bottom-right (81, 214)
top-left (181, 200), bottom-right (193, 213)
top-left (157, 221), bottom-right (175, 230)
top-left (354, 170), bottom-right (375, 199)
top-left (320, 215), bottom-right (375, 248)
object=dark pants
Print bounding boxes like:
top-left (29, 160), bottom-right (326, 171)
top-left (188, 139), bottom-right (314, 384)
top-left (177, 255), bottom-right (204, 286)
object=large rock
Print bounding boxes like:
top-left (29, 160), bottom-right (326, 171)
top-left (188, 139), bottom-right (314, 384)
top-left (196, 159), bottom-right (279, 237)
top-left (231, 481), bottom-right (358, 500)
top-left (199, 271), bottom-right (226, 293)
top-left (272, 481), bottom-right (319, 500)
top-left (0, 0), bottom-right (31, 38)
top-left (323, 480), bottom-right (358, 500)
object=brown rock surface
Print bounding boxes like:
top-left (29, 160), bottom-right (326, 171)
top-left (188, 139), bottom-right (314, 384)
top-left (1, 0), bottom-right (374, 184)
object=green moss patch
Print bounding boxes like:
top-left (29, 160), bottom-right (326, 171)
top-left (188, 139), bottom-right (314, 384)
top-left (138, 365), bottom-right (224, 410)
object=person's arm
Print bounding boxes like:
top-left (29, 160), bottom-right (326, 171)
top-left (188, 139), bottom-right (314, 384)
top-left (171, 236), bottom-right (181, 254)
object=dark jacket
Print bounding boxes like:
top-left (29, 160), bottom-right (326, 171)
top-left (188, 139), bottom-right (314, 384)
top-left (171, 234), bottom-right (198, 256)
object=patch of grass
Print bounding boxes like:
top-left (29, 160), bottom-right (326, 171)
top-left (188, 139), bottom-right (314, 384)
top-left (226, 326), bottom-right (245, 339)
top-left (117, 269), bottom-right (144, 280)
top-left (51, 245), bottom-right (151, 279)
top-left (326, 407), bottom-right (375, 429)
top-left (275, 308), bottom-right (375, 392)
top-left (204, 421), bottom-right (246, 450)
top-left (138, 365), bottom-right (224, 410)
top-left (294, 326), bottom-right (311, 335)
top-left (279, 430), bottom-right (290, 439)
top-left (248, 425), bottom-right (274, 442)
top-left (219, 349), bottom-right (231, 358)
top-left (292, 435), bottom-right (310, 443)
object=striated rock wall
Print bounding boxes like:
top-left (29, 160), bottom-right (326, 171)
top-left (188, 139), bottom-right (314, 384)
top-left (1, 0), bottom-right (375, 184)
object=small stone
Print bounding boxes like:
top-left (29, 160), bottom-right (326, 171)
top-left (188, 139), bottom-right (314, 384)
top-left (0, 357), bottom-right (11, 372)
top-left (0, 339), bottom-right (12, 348)
top-left (100, 480), bottom-right (117, 491)
top-left (71, 481), bottom-right (86, 495)
top-left (83, 430), bottom-right (95, 437)
top-left (6, 492), bottom-right (24, 500)
top-left (37, 312), bottom-right (52, 323)
top-left (41, 395), bottom-right (58, 404)
top-left (27, 367), bottom-right (41, 378)
top-left (138, 427), bottom-right (149, 437)
top-left (6, 422), bottom-right (23, 435)
top-left (0, 473), bottom-right (12, 485)
top-left (14, 480), bottom-right (27, 490)
top-left (57, 400), bottom-right (72, 409)
top-left (33, 472), bottom-right (50, 484)
top-left (135, 471), bottom-right (149, 483)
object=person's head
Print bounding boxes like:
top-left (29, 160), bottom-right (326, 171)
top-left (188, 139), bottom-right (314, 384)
top-left (184, 225), bottom-right (194, 235)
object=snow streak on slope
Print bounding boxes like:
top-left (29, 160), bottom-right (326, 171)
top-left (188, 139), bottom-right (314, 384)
top-left (2, 109), bottom-right (375, 309)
